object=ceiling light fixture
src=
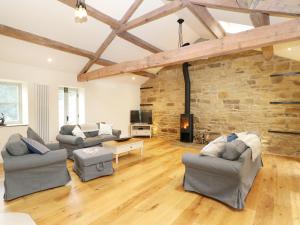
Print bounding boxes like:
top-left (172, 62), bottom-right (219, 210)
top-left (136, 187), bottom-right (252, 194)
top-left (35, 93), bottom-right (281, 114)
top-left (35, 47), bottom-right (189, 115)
top-left (74, 0), bottom-right (87, 23)
top-left (131, 76), bottom-right (136, 80)
top-left (288, 47), bottom-right (292, 51)
top-left (47, 58), bottom-right (53, 63)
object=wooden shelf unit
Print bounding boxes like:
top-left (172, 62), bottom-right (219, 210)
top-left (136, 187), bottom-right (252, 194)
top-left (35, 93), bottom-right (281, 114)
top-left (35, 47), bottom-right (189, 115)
top-left (130, 123), bottom-right (153, 138)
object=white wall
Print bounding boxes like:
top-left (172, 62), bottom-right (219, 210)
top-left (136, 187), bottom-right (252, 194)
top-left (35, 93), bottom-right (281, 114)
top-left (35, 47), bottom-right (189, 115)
top-left (85, 81), bottom-right (140, 137)
top-left (0, 59), bottom-right (142, 161)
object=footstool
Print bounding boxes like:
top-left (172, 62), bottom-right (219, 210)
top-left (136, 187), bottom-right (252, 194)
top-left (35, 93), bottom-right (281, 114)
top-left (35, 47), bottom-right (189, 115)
top-left (73, 147), bottom-right (114, 182)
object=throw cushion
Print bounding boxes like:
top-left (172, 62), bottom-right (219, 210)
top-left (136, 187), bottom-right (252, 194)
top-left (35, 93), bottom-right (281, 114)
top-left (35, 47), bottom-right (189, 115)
top-left (60, 125), bottom-right (76, 135)
top-left (221, 140), bottom-right (248, 160)
top-left (6, 134), bottom-right (30, 156)
top-left (22, 137), bottom-right (50, 155)
top-left (227, 133), bottom-right (238, 142)
top-left (201, 142), bottom-right (226, 157)
top-left (27, 127), bottom-right (45, 145)
top-left (98, 123), bottom-right (113, 135)
top-left (72, 125), bottom-right (86, 139)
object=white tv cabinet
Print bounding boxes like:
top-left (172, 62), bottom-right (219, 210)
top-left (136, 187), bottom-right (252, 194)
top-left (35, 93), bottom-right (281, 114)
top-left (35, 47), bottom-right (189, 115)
top-left (130, 123), bottom-right (152, 138)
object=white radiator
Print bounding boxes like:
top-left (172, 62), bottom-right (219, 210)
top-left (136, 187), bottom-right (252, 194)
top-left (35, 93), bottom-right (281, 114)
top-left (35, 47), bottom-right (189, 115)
top-left (33, 84), bottom-right (49, 142)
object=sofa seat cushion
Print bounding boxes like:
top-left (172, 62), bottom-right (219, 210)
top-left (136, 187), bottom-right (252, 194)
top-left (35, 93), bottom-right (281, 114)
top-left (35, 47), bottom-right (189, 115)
top-left (82, 137), bottom-right (103, 148)
top-left (98, 134), bottom-right (118, 142)
top-left (6, 134), bottom-right (30, 156)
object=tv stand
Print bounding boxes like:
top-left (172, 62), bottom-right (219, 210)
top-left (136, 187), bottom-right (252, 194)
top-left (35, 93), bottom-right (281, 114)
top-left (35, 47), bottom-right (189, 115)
top-left (130, 123), bottom-right (152, 138)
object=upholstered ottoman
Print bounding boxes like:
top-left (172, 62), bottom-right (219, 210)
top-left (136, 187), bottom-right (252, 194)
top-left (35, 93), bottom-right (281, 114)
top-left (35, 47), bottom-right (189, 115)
top-left (73, 147), bottom-right (113, 182)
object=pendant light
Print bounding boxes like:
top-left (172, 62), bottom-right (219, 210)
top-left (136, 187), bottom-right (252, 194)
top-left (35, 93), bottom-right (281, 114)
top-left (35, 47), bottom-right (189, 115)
top-left (74, 0), bottom-right (87, 23)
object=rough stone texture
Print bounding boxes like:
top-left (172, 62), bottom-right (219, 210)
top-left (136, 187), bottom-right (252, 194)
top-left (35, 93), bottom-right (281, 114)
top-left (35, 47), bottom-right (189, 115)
top-left (141, 51), bottom-right (300, 157)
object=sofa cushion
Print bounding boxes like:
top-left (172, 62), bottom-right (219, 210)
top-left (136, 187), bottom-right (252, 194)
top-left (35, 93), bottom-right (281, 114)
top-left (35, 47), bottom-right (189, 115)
top-left (98, 123), bottom-right (113, 135)
top-left (27, 127), bottom-right (45, 145)
top-left (82, 137), bottom-right (103, 148)
top-left (72, 126), bottom-right (86, 139)
top-left (98, 134), bottom-right (118, 142)
top-left (6, 134), bottom-right (30, 156)
top-left (201, 142), bottom-right (226, 157)
top-left (60, 125), bottom-right (76, 135)
top-left (84, 131), bottom-right (99, 138)
top-left (22, 137), bottom-right (50, 155)
top-left (221, 140), bottom-right (248, 160)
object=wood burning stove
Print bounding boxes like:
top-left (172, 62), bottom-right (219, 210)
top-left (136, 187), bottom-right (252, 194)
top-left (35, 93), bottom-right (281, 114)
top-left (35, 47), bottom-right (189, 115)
top-left (178, 19), bottom-right (194, 143)
top-left (180, 114), bottom-right (193, 142)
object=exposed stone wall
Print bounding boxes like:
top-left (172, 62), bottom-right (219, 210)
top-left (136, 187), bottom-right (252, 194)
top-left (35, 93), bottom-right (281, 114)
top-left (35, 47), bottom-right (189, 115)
top-left (141, 51), bottom-right (300, 156)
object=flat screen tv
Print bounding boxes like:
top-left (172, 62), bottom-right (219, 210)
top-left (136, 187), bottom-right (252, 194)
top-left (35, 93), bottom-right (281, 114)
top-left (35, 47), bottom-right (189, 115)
top-left (130, 110), bottom-right (140, 123)
top-left (141, 110), bottom-right (152, 124)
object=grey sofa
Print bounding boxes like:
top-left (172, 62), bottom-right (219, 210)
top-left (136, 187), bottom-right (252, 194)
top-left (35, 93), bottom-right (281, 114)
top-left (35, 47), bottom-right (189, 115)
top-left (56, 125), bottom-right (121, 160)
top-left (2, 142), bottom-right (71, 201)
top-left (182, 148), bottom-right (262, 209)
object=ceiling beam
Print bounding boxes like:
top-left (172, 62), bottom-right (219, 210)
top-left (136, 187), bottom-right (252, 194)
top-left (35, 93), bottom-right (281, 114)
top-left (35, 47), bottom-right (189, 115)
top-left (118, 31), bottom-right (162, 53)
top-left (57, 0), bottom-right (120, 29)
top-left (78, 18), bottom-right (300, 81)
top-left (79, 31), bottom-right (117, 74)
top-left (0, 24), bottom-right (125, 69)
top-left (58, 0), bottom-right (161, 64)
top-left (250, 12), bottom-right (273, 60)
top-left (79, 0), bottom-right (143, 74)
top-left (0, 24), bottom-right (96, 59)
top-left (95, 59), bottom-right (156, 79)
top-left (118, 0), bottom-right (186, 33)
top-left (189, 0), bottom-right (300, 17)
top-left (0, 24), bottom-right (155, 79)
top-left (185, 1), bottom-right (225, 38)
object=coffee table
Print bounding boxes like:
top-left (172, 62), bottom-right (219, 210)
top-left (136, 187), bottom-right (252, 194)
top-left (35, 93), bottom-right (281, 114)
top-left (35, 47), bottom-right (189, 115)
top-left (103, 138), bottom-right (144, 164)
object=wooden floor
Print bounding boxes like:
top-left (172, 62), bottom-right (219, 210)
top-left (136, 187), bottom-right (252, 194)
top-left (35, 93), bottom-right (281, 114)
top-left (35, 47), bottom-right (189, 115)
top-left (0, 138), bottom-right (300, 225)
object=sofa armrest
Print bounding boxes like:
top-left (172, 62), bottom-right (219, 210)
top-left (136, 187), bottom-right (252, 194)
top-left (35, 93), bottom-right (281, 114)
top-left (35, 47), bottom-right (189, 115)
top-left (56, 134), bottom-right (83, 145)
top-left (112, 129), bottom-right (121, 138)
top-left (182, 153), bottom-right (241, 177)
top-left (2, 149), bottom-right (68, 172)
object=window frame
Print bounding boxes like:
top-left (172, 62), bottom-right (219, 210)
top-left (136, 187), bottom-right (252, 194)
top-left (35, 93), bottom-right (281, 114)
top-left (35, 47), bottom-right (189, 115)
top-left (0, 81), bottom-right (23, 124)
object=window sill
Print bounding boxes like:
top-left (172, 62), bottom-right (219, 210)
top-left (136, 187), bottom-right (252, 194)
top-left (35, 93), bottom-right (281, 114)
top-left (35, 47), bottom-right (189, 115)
top-left (0, 124), bottom-right (28, 128)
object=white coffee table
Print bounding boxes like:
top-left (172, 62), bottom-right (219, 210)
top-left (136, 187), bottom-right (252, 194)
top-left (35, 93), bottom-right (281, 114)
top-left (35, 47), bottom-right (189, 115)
top-left (0, 213), bottom-right (36, 225)
top-left (103, 138), bottom-right (144, 164)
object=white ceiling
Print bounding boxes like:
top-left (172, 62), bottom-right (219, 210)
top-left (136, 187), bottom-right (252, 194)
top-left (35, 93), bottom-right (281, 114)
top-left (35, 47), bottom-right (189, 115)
top-left (0, 0), bottom-right (299, 85)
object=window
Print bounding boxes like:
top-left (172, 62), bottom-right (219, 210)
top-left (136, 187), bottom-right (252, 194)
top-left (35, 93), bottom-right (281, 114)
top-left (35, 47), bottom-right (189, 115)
top-left (59, 87), bottom-right (79, 127)
top-left (0, 81), bottom-right (23, 124)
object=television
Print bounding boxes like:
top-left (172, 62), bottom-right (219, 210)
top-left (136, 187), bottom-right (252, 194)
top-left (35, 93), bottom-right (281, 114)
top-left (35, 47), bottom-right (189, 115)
top-left (141, 110), bottom-right (152, 124)
top-left (130, 110), bottom-right (140, 123)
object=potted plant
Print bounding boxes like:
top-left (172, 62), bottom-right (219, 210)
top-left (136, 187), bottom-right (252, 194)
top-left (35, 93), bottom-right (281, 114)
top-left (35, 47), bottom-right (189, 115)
top-left (0, 113), bottom-right (6, 126)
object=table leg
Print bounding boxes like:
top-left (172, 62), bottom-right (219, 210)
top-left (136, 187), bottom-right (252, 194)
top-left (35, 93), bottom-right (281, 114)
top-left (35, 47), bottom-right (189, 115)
top-left (116, 154), bottom-right (119, 164)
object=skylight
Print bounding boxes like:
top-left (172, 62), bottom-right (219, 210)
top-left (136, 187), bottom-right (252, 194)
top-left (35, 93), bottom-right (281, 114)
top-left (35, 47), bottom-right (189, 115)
top-left (219, 21), bottom-right (253, 34)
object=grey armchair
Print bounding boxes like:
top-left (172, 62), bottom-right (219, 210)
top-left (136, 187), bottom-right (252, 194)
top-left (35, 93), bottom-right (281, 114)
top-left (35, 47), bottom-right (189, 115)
top-left (2, 143), bottom-right (71, 201)
top-left (182, 148), bottom-right (262, 209)
top-left (56, 125), bottom-right (121, 160)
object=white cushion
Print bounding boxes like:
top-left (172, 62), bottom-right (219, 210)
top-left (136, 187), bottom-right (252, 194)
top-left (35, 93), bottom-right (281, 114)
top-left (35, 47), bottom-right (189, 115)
top-left (201, 142), bottom-right (226, 157)
top-left (98, 123), bottom-right (113, 135)
top-left (72, 126), bottom-right (86, 139)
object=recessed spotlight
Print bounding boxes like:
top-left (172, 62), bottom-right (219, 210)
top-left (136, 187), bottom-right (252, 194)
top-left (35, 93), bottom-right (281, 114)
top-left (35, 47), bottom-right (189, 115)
top-left (131, 76), bottom-right (136, 80)
top-left (47, 58), bottom-right (53, 63)
top-left (287, 48), bottom-right (292, 51)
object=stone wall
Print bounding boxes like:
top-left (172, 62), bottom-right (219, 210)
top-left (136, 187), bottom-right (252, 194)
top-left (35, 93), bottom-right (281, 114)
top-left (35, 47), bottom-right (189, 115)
top-left (141, 51), bottom-right (300, 156)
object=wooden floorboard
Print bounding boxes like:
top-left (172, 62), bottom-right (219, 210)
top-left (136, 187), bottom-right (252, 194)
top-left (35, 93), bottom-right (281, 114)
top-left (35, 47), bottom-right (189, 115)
top-left (0, 138), bottom-right (299, 225)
